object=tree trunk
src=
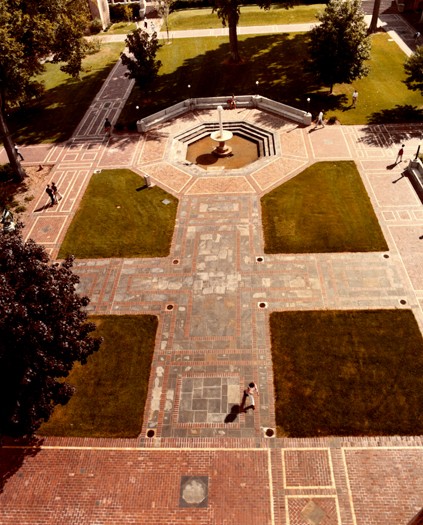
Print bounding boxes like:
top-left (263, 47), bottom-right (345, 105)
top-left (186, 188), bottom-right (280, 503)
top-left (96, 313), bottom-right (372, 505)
top-left (0, 97), bottom-right (26, 182)
top-left (368, 0), bottom-right (382, 34)
top-left (228, 13), bottom-right (240, 63)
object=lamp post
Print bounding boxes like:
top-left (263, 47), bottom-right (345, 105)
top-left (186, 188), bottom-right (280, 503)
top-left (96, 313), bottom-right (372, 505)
top-left (255, 80), bottom-right (259, 95)
top-left (307, 97), bottom-right (311, 115)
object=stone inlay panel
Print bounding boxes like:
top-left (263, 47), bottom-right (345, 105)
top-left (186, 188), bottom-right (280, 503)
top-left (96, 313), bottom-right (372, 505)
top-left (175, 374), bottom-right (240, 427)
top-left (283, 449), bottom-right (334, 488)
top-left (179, 476), bottom-right (209, 508)
top-left (25, 216), bottom-right (68, 245)
top-left (286, 497), bottom-right (340, 525)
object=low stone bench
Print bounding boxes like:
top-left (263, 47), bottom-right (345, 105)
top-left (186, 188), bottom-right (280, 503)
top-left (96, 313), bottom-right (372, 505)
top-left (407, 159), bottom-right (423, 201)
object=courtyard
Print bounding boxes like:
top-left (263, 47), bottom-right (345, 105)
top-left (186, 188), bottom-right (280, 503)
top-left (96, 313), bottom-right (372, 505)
top-left (1, 14), bottom-right (423, 525)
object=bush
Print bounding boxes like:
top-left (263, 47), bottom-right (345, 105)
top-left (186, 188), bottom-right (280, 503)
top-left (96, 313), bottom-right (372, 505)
top-left (89, 18), bottom-right (103, 34)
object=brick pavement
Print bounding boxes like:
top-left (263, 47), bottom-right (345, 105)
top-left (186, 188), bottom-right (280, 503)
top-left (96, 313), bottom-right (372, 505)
top-left (1, 21), bottom-right (423, 525)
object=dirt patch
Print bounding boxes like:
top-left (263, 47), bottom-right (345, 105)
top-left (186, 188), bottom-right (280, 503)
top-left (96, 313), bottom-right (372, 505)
top-left (1, 164), bottom-right (54, 223)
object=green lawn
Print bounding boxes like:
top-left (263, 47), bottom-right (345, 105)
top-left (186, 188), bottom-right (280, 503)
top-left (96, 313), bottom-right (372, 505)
top-left (9, 43), bottom-right (124, 144)
top-left (261, 161), bottom-right (388, 253)
top-left (270, 309), bottom-right (423, 437)
top-left (40, 315), bottom-right (157, 438)
top-left (167, 4), bottom-right (325, 30)
top-left (105, 21), bottom-right (136, 34)
top-left (58, 169), bottom-right (178, 259)
top-left (121, 32), bottom-right (422, 127)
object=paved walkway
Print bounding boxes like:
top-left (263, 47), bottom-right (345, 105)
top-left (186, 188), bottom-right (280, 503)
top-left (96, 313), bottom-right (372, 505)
top-left (1, 17), bottom-right (423, 525)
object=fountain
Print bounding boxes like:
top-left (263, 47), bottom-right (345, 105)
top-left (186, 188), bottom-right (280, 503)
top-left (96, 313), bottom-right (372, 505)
top-left (210, 106), bottom-right (233, 157)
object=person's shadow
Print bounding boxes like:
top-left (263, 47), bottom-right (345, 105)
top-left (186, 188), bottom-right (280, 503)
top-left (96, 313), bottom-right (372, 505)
top-left (224, 392), bottom-right (249, 422)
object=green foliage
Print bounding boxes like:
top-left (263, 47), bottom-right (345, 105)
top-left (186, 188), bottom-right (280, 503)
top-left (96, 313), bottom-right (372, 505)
top-left (89, 18), bottom-right (103, 35)
top-left (270, 310), bottom-right (423, 436)
top-left (0, 225), bottom-right (102, 437)
top-left (109, 3), bottom-right (139, 22)
top-left (40, 315), bottom-right (158, 438)
top-left (261, 161), bottom-right (388, 253)
top-left (309, 0), bottom-right (371, 92)
top-left (0, 0), bottom-right (90, 108)
top-left (121, 29), bottom-right (162, 92)
top-left (404, 46), bottom-right (423, 95)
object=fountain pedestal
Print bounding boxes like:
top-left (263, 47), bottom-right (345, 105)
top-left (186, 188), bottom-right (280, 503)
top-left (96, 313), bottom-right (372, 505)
top-left (210, 129), bottom-right (233, 157)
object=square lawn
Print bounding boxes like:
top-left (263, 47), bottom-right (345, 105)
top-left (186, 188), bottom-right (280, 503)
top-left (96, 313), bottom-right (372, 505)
top-left (270, 309), bottom-right (423, 437)
top-left (40, 315), bottom-right (158, 438)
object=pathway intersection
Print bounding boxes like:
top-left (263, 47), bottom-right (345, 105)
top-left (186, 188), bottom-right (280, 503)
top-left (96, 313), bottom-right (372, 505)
top-left (1, 18), bottom-right (423, 525)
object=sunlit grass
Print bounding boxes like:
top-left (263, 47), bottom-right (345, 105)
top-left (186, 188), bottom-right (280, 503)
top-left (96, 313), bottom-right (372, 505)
top-left (58, 169), bottom-right (178, 259)
top-left (271, 309), bottom-right (423, 437)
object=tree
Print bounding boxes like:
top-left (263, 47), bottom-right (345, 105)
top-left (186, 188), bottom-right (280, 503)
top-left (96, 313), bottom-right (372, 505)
top-left (0, 225), bottom-right (102, 437)
top-left (121, 29), bottom-right (162, 95)
top-left (213, 0), bottom-right (271, 63)
top-left (309, 0), bottom-right (371, 93)
top-left (404, 46), bottom-right (423, 95)
top-left (156, 0), bottom-right (175, 43)
top-left (368, 0), bottom-right (382, 34)
top-left (0, 0), bottom-right (91, 182)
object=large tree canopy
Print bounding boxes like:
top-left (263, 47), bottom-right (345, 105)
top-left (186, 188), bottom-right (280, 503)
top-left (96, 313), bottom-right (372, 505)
top-left (0, 225), bottom-right (102, 437)
top-left (213, 0), bottom-right (271, 63)
top-left (121, 29), bottom-right (162, 94)
top-left (0, 0), bottom-right (90, 181)
top-left (309, 0), bottom-right (371, 93)
top-left (404, 46), bottom-right (423, 95)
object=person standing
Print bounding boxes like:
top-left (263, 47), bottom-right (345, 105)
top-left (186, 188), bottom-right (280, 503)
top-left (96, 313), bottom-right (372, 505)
top-left (244, 382), bottom-right (259, 411)
top-left (104, 118), bottom-right (112, 137)
top-left (51, 182), bottom-right (63, 203)
top-left (14, 143), bottom-right (24, 161)
top-left (396, 144), bottom-right (405, 164)
top-left (352, 89), bottom-right (358, 108)
top-left (45, 184), bottom-right (55, 206)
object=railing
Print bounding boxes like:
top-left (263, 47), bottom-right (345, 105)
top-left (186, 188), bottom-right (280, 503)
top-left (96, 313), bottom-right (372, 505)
top-left (137, 95), bottom-right (312, 132)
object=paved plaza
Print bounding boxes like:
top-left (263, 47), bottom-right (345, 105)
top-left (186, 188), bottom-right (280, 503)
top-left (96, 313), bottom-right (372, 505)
top-left (1, 16), bottom-right (423, 525)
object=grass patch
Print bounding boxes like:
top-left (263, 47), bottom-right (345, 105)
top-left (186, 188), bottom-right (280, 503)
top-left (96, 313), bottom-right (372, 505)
top-left (40, 315), bottom-right (157, 438)
top-left (58, 169), bottom-right (178, 259)
top-left (8, 43), bottom-right (124, 144)
top-left (270, 309), bottom-right (423, 437)
top-left (167, 4), bottom-right (325, 31)
top-left (105, 22), bottom-right (136, 34)
top-left (261, 161), bottom-right (388, 253)
top-left (121, 32), bottom-right (422, 127)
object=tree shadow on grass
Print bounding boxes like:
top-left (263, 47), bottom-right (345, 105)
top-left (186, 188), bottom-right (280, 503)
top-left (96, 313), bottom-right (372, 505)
top-left (8, 61), bottom-right (124, 145)
top-left (0, 436), bottom-right (43, 494)
top-left (121, 33), bottom-right (345, 126)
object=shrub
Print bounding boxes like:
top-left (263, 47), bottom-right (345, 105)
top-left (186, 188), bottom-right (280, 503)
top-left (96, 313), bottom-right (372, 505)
top-left (89, 18), bottom-right (103, 34)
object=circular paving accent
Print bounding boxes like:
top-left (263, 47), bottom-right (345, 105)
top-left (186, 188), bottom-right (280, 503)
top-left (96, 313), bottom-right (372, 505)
top-left (179, 476), bottom-right (209, 508)
top-left (258, 302), bottom-right (268, 309)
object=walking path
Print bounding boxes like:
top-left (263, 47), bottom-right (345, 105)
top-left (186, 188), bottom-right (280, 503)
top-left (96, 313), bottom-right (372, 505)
top-left (1, 16), bottom-right (423, 525)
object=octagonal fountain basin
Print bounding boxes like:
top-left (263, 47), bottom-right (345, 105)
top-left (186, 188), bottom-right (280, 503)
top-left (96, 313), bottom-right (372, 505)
top-left (173, 121), bottom-right (277, 173)
top-left (187, 133), bottom-right (259, 169)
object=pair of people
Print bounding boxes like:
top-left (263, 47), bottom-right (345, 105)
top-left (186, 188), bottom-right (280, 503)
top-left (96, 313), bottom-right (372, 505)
top-left (45, 182), bottom-right (62, 206)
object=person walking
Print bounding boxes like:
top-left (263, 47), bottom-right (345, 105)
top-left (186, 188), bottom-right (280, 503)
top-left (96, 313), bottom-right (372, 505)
top-left (396, 144), bottom-right (405, 164)
top-left (104, 118), bottom-right (112, 137)
top-left (51, 182), bottom-right (63, 203)
top-left (45, 184), bottom-right (55, 206)
top-left (315, 110), bottom-right (324, 128)
top-left (243, 382), bottom-right (259, 411)
top-left (352, 89), bottom-right (358, 108)
top-left (14, 143), bottom-right (24, 161)
top-left (414, 31), bottom-right (420, 42)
